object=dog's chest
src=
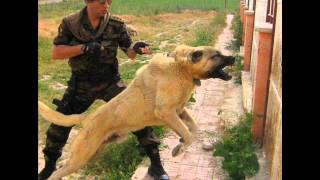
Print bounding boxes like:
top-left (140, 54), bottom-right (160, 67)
top-left (177, 86), bottom-right (194, 112)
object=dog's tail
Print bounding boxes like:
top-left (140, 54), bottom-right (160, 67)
top-left (38, 101), bottom-right (86, 127)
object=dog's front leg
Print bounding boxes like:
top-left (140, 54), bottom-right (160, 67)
top-left (155, 82), bottom-right (196, 156)
top-left (179, 108), bottom-right (198, 134)
top-left (155, 109), bottom-right (194, 157)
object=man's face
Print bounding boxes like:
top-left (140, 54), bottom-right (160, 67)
top-left (87, 0), bottom-right (111, 18)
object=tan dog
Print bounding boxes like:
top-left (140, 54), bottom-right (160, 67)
top-left (38, 45), bottom-right (235, 180)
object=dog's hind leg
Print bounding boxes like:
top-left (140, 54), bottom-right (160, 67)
top-left (48, 128), bottom-right (110, 180)
top-left (92, 133), bottom-right (122, 162)
top-left (47, 164), bottom-right (74, 180)
top-left (90, 133), bottom-right (128, 163)
top-left (90, 142), bottom-right (107, 163)
top-left (111, 133), bottom-right (128, 144)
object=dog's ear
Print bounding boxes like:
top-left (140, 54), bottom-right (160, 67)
top-left (190, 50), bottom-right (203, 63)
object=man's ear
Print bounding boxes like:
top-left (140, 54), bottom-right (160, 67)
top-left (168, 51), bottom-right (176, 59)
top-left (190, 50), bottom-right (203, 63)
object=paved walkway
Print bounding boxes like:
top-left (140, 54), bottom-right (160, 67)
top-left (132, 14), bottom-right (236, 180)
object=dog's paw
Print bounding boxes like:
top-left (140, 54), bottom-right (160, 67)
top-left (172, 143), bottom-right (184, 157)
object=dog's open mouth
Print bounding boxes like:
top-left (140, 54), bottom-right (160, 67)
top-left (208, 56), bottom-right (235, 81)
top-left (209, 66), bottom-right (232, 81)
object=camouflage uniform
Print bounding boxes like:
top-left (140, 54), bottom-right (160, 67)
top-left (40, 7), bottom-right (165, 179)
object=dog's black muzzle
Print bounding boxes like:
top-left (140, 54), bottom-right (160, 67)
top-left (208, 56), bottom-right (235, 81)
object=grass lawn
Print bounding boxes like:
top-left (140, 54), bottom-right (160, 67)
top-left (39, 0), bottom-right (239, 18)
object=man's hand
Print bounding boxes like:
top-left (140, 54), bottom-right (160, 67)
top-left (133, 42), bottom-right (151, 55)
top-left (82, 41), bottom-right (103, 57)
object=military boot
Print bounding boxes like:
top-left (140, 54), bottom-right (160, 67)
top-left (145, 145), bottom-right (170, 180)
top-left (38, 156), bottom-right (57, 180)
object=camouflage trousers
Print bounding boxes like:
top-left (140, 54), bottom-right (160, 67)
top-left (42, 74), bottom-right (160, 162)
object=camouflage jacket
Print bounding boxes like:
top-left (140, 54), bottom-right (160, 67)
top-left (53, 6), bottom-right (133, 83)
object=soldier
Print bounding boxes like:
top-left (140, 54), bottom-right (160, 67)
top-left (38, 0), bottom-right (170, 179)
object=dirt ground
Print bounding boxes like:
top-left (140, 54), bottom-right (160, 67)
top-left (38, 10), bottom-right (216, 40)
top-left (39, 19), bottom-right (60, 39)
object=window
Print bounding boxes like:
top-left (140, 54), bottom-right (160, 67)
top-left (266, 0), bottom-right (277, 23)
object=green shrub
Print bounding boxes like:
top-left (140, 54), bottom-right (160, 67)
top-left (227, 13), bottom-right (243, 52)
top-left (232, 54), bottom-right (243, 84)
top-left (213, 113), bottom-right (259, 180)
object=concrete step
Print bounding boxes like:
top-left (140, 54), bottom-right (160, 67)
top-left (246, 149), bottom-right (270, 180)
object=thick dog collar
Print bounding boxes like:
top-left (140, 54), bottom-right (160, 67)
top-left (193, 79), bottom-right (201, 86)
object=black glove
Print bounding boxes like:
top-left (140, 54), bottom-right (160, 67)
top-left (132, 41), bottom-right (149, 55)
top-left (82, 41), bottom-right (103, 57)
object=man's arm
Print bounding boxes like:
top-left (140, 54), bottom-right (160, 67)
top-left (118, 23), bottom-right (151, 60)
top-left (126, 48), bottom-right (137, 60)
top-left (52, 19), bottom-right (86, 60)
top-left (125, 46), bottom-right (151, 60)
top-left (118, 24), bottom-right (136, 60)
top-left (52, 44), bottom-right (84, 60)
top-left (119, 38), bottom-right (152, 60)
